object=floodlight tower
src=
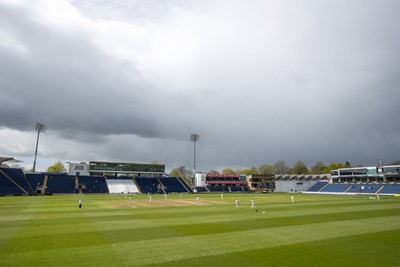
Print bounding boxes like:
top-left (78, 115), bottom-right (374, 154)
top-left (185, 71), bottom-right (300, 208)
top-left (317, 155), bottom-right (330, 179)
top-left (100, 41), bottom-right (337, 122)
top-left (190, 133), bottom-right (200, 174)
top-left (33, 122), bottom-right (47, 172)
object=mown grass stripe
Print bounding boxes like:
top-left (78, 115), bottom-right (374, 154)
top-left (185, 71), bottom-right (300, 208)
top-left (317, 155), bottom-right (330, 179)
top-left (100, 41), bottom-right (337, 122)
top-left (110, 215), bottom-right (400, 266)
top-left (3, 205), bottom-right (399, 244)
top-left (143, 230), bottom-right (400, 267)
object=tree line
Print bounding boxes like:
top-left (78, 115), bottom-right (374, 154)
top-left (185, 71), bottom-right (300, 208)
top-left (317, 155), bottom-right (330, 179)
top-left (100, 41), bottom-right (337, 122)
top-left (170, 160), bottom-right (355, 179)
top-left (11, 159), bottom-right (400, 179)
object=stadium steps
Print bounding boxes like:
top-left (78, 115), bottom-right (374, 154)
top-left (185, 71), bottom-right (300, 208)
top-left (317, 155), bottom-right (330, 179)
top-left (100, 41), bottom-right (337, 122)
top-left (344, 186), bottom-right (352, 193)
top-left (157, 178), bottom-right (166, 194)
top-left (177, 177), bottom-right (191, 193)
top-left (74, 176), bottom-right (79, 190)
top-left (0, 169), bottom-right (28, 195)
top-left (131, 177), bottom-right (143, 194)
top-left (375, 185), bottom-right (385, 194)
top-left (42, 175), bottom-right (49, 195)
top-left (317, 182), bottom-right (330, 192)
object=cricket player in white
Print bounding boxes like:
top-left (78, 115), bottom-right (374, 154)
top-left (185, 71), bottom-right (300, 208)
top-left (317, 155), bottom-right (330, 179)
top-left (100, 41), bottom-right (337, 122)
top-left (235, 199), bottom-right (239, 209)
top-left (196, 196), bottom-right (200, 204)
top-left (291, 195), bottom-right (294, 203)
top-left (251, 198), bottom-right (255, 209)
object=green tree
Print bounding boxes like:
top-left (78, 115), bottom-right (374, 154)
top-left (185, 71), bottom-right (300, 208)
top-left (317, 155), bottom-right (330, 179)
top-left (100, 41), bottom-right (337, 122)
top-left (310, 161), bottom-right (326, 174)
top-left (323, 162), bottom-right (350, 174)
top-left (169, 168), bottom-right (183, 178)
top-left (208, 169), bottom-right (220, 174)
top-left (250, 166), bottom-right (258, 174)
top-left (222, 168), bottom-right (237, 174)
top-left (274, 160), bottom-right (290, 174)
top-left (239, 169), bottom-right (253, 175)
top-left (47, 161), bottom-right (66, 173)
top-left (258, 164), bottom-right (275, 175)
top-left (291, 160), bottom-right (309, 174)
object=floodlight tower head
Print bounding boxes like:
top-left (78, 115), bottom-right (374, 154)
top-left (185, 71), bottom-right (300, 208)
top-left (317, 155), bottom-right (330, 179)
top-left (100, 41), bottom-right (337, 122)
top-left (35, 122), bottom-right (47, 133)
top-left (190, 134), bottom-right (200, 142)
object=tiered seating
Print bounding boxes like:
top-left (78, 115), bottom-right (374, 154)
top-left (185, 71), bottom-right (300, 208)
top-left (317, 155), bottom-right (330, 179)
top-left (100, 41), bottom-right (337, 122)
top-left (26, 173), bottom-right (45, 192)
top-left (242, 186), bottom-right (250, 192)
top-left (207, 186), bottom-right (228, 192)
top-left (159, 177), bottom-right (189, 193)
top-left (319, 184), bottom-right (351, 193)
top-left (46, 174), bottom-right (76, 194)
top-left (346, 184), bottom-right (380, 194)
top-left (134, 177), bottom-right (163, 194)
top-left (106, 176), bottom-right (139, 194)
top-left (78, 176), bottom-right (109, 193)
top-left (307, 181), bottom-right (328, 192)
top-left (379, 184), bottom-right (400, 194)
top-left (0, 168), bottom-right (33, 194)
top-left (230, 186), bottom-right (244, 192)
top-left (178, 177), bottom-right (193, 193)
top-left (194, 186), bottom-right (207, 193)
top-left (0, 169), bottom-right (26, 195)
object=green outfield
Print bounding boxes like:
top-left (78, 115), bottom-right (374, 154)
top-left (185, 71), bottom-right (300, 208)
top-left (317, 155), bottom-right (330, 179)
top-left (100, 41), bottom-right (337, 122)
top-left (0, 193), bottom-right (399, 266)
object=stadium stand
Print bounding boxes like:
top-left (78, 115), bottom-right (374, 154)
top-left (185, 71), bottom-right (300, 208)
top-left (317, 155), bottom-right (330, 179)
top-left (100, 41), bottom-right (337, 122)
top-left (45, 174), bottom-right (77, 194)
top-left (208, 186), bottom-right (229, 192)
top-left (106, 176), bottom-right (139, 194)
top-left (26, 173), bottom-right (45, 194)
top-left (242, 185), bottom-right (250, 192)
top-left (159, 177), bottom-right (190, 193)
top-left (378, 184), bottom-right (400, 195)
top-left (307, 181), bottom-right (329, 192)
top-left (319, 184), bottom-right (351, 193)
top-left (0, 168), bottom-right (26, 195)
top-left (134, 177), bottom-right (163, 194)
top-left (194, 186), bottom-right (208, 193)
top-left (346, 184), bottom-right (382, 194)
top-left (78, 175), bottom-right (109, 193)
top-left (230, 186), bottom-right (243, 192)
top-left (0, 168), bottom-right (31, 195)
top-left (178, 177), bottom-right (193, 193)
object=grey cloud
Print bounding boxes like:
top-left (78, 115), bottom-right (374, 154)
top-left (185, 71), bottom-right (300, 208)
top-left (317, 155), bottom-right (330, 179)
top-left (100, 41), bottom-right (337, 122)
top-left (0, 0), bottom-right (399, 171)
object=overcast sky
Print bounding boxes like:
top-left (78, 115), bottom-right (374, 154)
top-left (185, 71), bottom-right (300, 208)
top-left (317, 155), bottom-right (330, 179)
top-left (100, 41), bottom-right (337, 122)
top-left (0, 0), bottom-right (399, 172)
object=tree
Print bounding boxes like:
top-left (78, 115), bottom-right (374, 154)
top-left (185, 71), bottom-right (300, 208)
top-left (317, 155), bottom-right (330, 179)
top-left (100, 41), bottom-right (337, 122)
top-left (274, 160), bottom-right (290, 174)
top-left (47, 161), bottom-right (66, 173)
top-left (291, 160), bottom-right (308, 174)
top-left (310, 161), bottom-right (326, 174)
top-left (258, 164), bottom-right (275, 175)
top-left (323, 162), bottom-right (349, 174)
top-left (169, 168), bottom-right (183, 178)
top-left (250, 166), bottom-right (258, 174)
top-left (240, 169), bottom-right (253, 175)
top-left (222, 168), bottom-right (237, 174)
top-left (208, 169), bottom-right (220, 174)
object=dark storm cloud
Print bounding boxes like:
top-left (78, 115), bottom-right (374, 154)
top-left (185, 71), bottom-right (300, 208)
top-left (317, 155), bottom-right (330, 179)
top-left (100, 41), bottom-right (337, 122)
top-left (0, 0), bottom-right (399, 170)
top-left (0, 2), bottom-right (163, 140)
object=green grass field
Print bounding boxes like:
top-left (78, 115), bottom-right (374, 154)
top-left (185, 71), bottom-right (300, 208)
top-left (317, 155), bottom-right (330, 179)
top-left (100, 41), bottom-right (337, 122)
top-left (0, 193), bottom-right (399, 266)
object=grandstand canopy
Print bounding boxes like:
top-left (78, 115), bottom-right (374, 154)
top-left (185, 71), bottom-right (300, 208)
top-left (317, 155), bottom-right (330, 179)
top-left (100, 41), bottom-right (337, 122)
top-left (0, 156), bottom-right (23, 164)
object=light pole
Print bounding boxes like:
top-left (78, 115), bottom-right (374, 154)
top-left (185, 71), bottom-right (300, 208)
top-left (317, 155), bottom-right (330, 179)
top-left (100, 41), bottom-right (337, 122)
top-left (33, 122), bottom-right (47, 172)
top-left (190, 133), bottom-right (200, 174)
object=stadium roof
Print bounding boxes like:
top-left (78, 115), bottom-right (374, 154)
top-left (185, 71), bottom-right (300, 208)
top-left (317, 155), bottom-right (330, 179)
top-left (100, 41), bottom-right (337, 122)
top-left (0, 156), bottom-right (23, 164)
